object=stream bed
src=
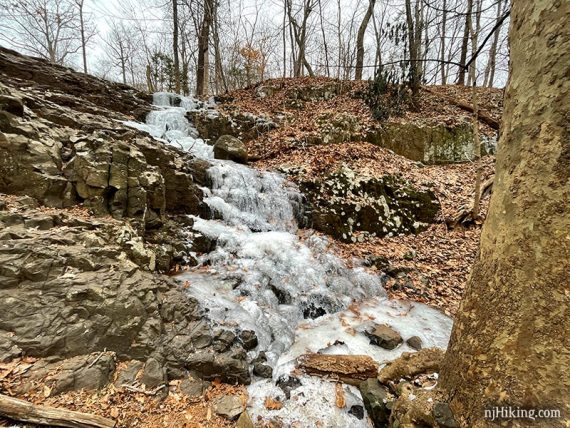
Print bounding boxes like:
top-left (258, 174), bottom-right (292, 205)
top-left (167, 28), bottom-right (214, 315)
top-left (126, 93), bottom-right (452, 427)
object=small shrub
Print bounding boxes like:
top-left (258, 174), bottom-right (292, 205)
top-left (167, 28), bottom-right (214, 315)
top-left (362, 64), bottom-right (413, 121)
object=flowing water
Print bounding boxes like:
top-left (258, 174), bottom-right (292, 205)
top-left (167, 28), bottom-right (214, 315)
top-left (126, 93), bottom-right (452, 427)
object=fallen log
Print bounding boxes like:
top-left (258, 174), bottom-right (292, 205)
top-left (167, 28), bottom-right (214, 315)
top-left (298, 354), bottom-right (379, 386)
top-left (423, 87), bottom-right (500, 130)
top-left (0, 394), bottom-right (115, 428)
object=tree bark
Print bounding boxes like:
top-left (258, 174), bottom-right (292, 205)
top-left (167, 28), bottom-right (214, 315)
top-left (439, 0), bottom-right (447, 84)
top-left (440, 1), bottom-right (570, 426)
top-left (0, 394), bottom-right (115, 428)
top-left (355, 0), bottom-right (376, 80)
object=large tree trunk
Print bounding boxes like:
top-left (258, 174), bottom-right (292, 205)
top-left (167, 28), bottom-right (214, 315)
top-left (355, 0), bottom-right (376, 80)
top-left (440, 1), bottom-right (570, 426)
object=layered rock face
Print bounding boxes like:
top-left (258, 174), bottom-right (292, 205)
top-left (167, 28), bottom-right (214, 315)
top-left (0, 47), bottom-right (250, 390)
top-left (0, 47), bottom-right (206, 231)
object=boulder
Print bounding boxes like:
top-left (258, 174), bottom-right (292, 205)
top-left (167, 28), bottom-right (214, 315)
top-left (212, 395), bottom-right (244, 421)
top-left (253, 362), bottom-right (273, 378)
top-left (238, 330), bottom-right (258, 350)
top-left (141, 357), bottom-right (166, 388)
top-left (433, 402), bottom-right (460, 428)
top-left (406, 336), bottom-right (423, 350)
top-left (179, 377), bottom-right (210, 397)
top-left (365, 324), bottom-right (403, 350)
top-left (213, 135), bottom-right (248, 164)
top-left (236, 411), bottom-right (254, 428)
top-left (301, 166), bottom-right (440, 242)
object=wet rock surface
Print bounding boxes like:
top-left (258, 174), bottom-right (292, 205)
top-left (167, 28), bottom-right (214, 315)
top-left (213, 135), bottom-right (248, 164)
top-left (366, 324), bottom-right (403, 350)
top-left (359, 378), bottom-right (394, 428)
top-left (300, 165), bottom-right (440, 242)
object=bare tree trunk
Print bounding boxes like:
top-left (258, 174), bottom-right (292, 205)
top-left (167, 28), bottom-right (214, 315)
top-left (355, 0), bottom-right (376, 80)
top-left (440, 1), bottom-right (570, 426)
top-left (457, 0), bottom-right (473, 85)
top-left (440, 0), bottom-right (447, 84)
top-left (196, 0), bottom-right (213, 96)
top-left (172, 0), bottom-right (180, 93)
top-left (212, 1), bottom-right (227, 93)
top-left (76, 0), bottom-right (87, 73)
top-left (317, 0), bottom-right (330, 76)
top-left (405, 0), bottom-right (420, 97)
top-left (483, 0), bottom-right (505, 87)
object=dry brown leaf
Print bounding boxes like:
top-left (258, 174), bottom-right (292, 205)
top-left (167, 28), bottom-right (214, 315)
top-left (264, 397), bottom-right (284, 410)
top-left (335, 383), bottom-right (346, 408)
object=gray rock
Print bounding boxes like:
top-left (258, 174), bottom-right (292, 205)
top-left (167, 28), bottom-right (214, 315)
top-left (185, 351), bottom-right (251, 384)
top-left (24, 215), bottom-right (54, 230)
top-left (141, 357), bottom-right (166, 388)
top-left (114, 360), bottom-right (144, 387)
top-left (366, 324), bottom-right (403, 350)
top-left (49, 353), bottom-right (116, 395)
top-left (179, 377), bottom-right (211, 397)
top-left (358, 378), bottom-right (392, 428)
top-left (348, 405), bottom-right (364, 420)
top-left (239, 330), bottom-right (258, 350)
top-left (212, 394), bottom-right (244, 421)
top-left (433, 402), bottom-right (460, 428)
top-left (213, 135), bottom-right (248, 164)
top-left (406, 336), bottom-right (423, 350)
top-left (253, 362), bottom-right (273, 378)
top-left (300, 166), bottom-right (440, 243)
top-left (213, 329), bottom-right (236, 352)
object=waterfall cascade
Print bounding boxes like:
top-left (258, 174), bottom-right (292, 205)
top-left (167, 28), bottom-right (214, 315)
top-left (126, 92), bottom-right (452, 427)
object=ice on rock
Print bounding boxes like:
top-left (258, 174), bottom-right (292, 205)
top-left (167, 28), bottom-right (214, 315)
top-left (123, 92), bottom-right (214, 159)
top-left (128, 91), bottom-right (453, 427)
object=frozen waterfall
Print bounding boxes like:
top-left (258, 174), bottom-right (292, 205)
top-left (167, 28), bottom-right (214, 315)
top-left (126, 92), bottom-right (452, 427)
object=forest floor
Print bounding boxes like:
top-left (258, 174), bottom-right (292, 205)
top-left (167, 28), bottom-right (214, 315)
top-left (221, 77), bottom-right (503, 315)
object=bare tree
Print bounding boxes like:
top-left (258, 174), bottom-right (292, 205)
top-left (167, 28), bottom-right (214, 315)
top-left (456, 0), bottom-right (473, 85)
top-left (355, 0), bottom-right (376, 80)
top-left (483, 0), bottom-right (506, 87)
top-left (104, 21), bottom-right (137, 85)
top-left (172, 0), bottom-right (181, 93)
top-left (0, 0), bottom-right (82, 65)
top-left (286, 0), bottom-right (316, 77)
top-left (73, 0), bottom-right (88, 73)
top-left (196, 0), bottom-right (214, 96)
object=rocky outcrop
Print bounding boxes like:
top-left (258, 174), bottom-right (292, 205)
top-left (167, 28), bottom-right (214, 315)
top-left (0, 197), bottom-right (250, 388)
top-left (0, 48), bottom-right (208, 231)
top-left (300, 165), bottom-right (440, 242)
top-left (0, 47), bottom-right (251, 392)
top-left (188, 109), bottom-right (277, 143)
top-left (0, 47), bottom-right (151, 120)
top-left (366, 122), bottom-right (497, 164)
top-left (214, 135), bottom-right (248, 163)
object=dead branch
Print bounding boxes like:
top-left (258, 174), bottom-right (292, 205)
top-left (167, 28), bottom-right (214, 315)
top-left (423, 87), bottom-right (500, 130)
top-left (0, 393), bottom-right (115, 428)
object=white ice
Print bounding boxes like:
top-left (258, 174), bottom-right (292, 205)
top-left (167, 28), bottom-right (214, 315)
top-left (130, 91), bottom-right (453, 427)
